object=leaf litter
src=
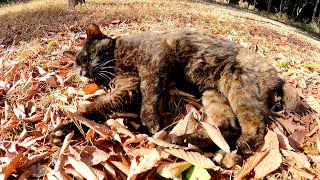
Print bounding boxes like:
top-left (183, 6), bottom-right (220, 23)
top-left (0, 0), bottom-right (320, 179)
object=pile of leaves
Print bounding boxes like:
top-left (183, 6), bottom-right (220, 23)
top-left (1, 0), bottom-right (320, 179)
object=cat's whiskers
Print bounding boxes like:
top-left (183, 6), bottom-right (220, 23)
top-left (99, 70), bottom-right (115, 77)
top-left (91, 59), bottom-right (116, 73)
top-left (97, 72), bottom-right (112, 82)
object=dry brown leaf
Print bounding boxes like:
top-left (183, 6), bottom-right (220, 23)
top-left (156, 161), bottom-right (192, 179)
top-left (129, 149), bottom-right (161, 178)
top-left (21, 75), bottom-right (36, 94)
top-left (4, 151), bottom-right (23, 180)
top-left (106, 119), bottom-right (134, 138)
top-left (3, 62), bottom-right (19, 80)
top-left (127, 157), bottom-right (138, 180)
top-left (288, 130), bottom-right (307, 149)
top-left (101, 161), bottom-right (117, 179)
top-left (289, 166), bottom-right (315, 180)
top-left (201, 121), bottom-right (230, 153)
top-left (18, 170), bottom-right (33, 180)
top-left (148, 137), bottom-right (185, 149)
top-left (260, 129), bottom-right (279, 150)
top-left (254, 149), bottom-right (282, 179)
top-left (17, 129), bottom-right (28, 143)
top-left (89, 166), bottom-right (106, 180)
top-left (281, 149), bottom-right (311, 169)
top-left (273, 125), bottom-right (294, 150)
top-left (68, 155), bottom-right (99, 180)
top-left (155, 132), bottom-right (170, 142)
top-left (123, 134), bottom-right (148, 146)
top-left (19, 151), bottom-right (54, 170)
top-left (39, 74), bottom-right (58, 88)
top-left (306, 96), bottom-right (320, 114)
top-left (109, 158), bottom-right (130, 176)
top-left (54, 154), bottom-right (66, 172)
top-left (60, 108), bottom-right (110, 138)
top-left (46, 169), bottom-right (71, 180)
top-left (59, 132), bottom-right (74, 157)
top-left (13, 105), bottom-right (26, 119)
top-left (254, 130), bottom-right (282, 178)
top-left (64, 166), bottom-right (85, 180)
top-left (36, 66), bottom-right (47, 76)
top-left (277, 117), bottom-right (305, 134)
top-left (169, 108), bottom-right (198, 137)
top-left (22, 82), bottom-right (40, 101)
top-left (234, 150), bottom-right (269, 180)
top-left (127, 147), bottom-right (155, 157)
top-left (22, 114), bottom-right (44, 123)
top-left (70, 146), bottom-right (110, 166)
top-left (163, 148), bottom-right (218, 170)
top-left (18, 136), bottom-right (46, 148)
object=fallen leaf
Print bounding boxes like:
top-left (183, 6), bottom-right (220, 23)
top-left (184, 165), bottom-right (211, 180)
top-left (281, 149), bottom-right (310, 169)
top-left (164, 148), bottom-right (218, 170)
top-left (68, 155), bottom-right (99, 180)
top-left (255, 149), bottom-right (281, 177)
top-left (19, 151), bottom-right (54, 170)
top-left (106, 119), bottom-right (134, 138)
top-left (148, 137), bottom-right (185, 149)
top-left (60, 108), bottom-right (110, 138)
top-left (157, 161), bottom-right (192, 179)
top-left (169, 108), bottom-right (198, 137)
top-left (72, 146), bottom-right (110, 166)
top-left (289, 166), bottom-right (314, 180)
top-left (131, 149), bottom-right (161, 177)
top-left (277, 117), bottom-right (305, 134)
top-left (306, 96), bottom-right (320, 114)
top-left (234, 150), bottom-right (269, 180)
top-left (273, 125), bottom-right (294, 150)
top-left (83, 83), bottom-right (99, 94)
top-left (4, 151), bottom-right (23, 180)
top-left (201, 121), bottom-right (230, 153)
top-left (123, 134), bottom-right (148, 146)
top-left (101, 161), bottom-right (117, 179)
top-left (253, 130), bottom-right (282, 178)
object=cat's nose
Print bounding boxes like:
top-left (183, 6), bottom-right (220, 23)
top-left (80, 66), bottom-right (90, 77)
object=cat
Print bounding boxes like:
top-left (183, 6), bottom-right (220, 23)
top-left (50, 23), bottom-right (306, 168)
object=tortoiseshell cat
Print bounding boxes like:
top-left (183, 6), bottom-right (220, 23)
top-left (51, 23), bottom-right (306, 167)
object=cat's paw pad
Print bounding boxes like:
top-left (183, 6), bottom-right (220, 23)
top-left (50, 121), bottom-right (75, 146)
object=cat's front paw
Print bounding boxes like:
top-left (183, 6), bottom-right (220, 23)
top-left (213, 150), bottom-right (243, 169)
top-left (49, 121), bottom-right (76, 146)
top-left (236, 134), bottom-right (264, 155)
top-left (140, 114), bottom-right (161, 135)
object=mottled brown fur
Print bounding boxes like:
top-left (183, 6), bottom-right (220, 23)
top-left (51, 24), bottom-right (305, 167)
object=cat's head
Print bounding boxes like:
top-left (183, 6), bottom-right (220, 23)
top-left (64, 23), bottom-right (116, 86)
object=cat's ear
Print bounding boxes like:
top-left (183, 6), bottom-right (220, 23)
top-left (86, 23), bottom-right (103, 41)
top-left (63, 51), bottom-right (76, 59)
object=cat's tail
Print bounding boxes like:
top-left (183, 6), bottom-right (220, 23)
top-left (281, 82), bottom-right (309, 114)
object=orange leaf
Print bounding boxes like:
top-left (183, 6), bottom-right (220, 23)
top-left (83, 83), bottom-right (99, 94)
top-left (4, 151), bottom-right (24, 180)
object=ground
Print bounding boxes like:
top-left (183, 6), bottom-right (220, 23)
top-left (0, 0), bottom-right (320, 179)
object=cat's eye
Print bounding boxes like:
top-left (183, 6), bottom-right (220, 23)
top-left (90, 53), bottom-right (96, 61)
